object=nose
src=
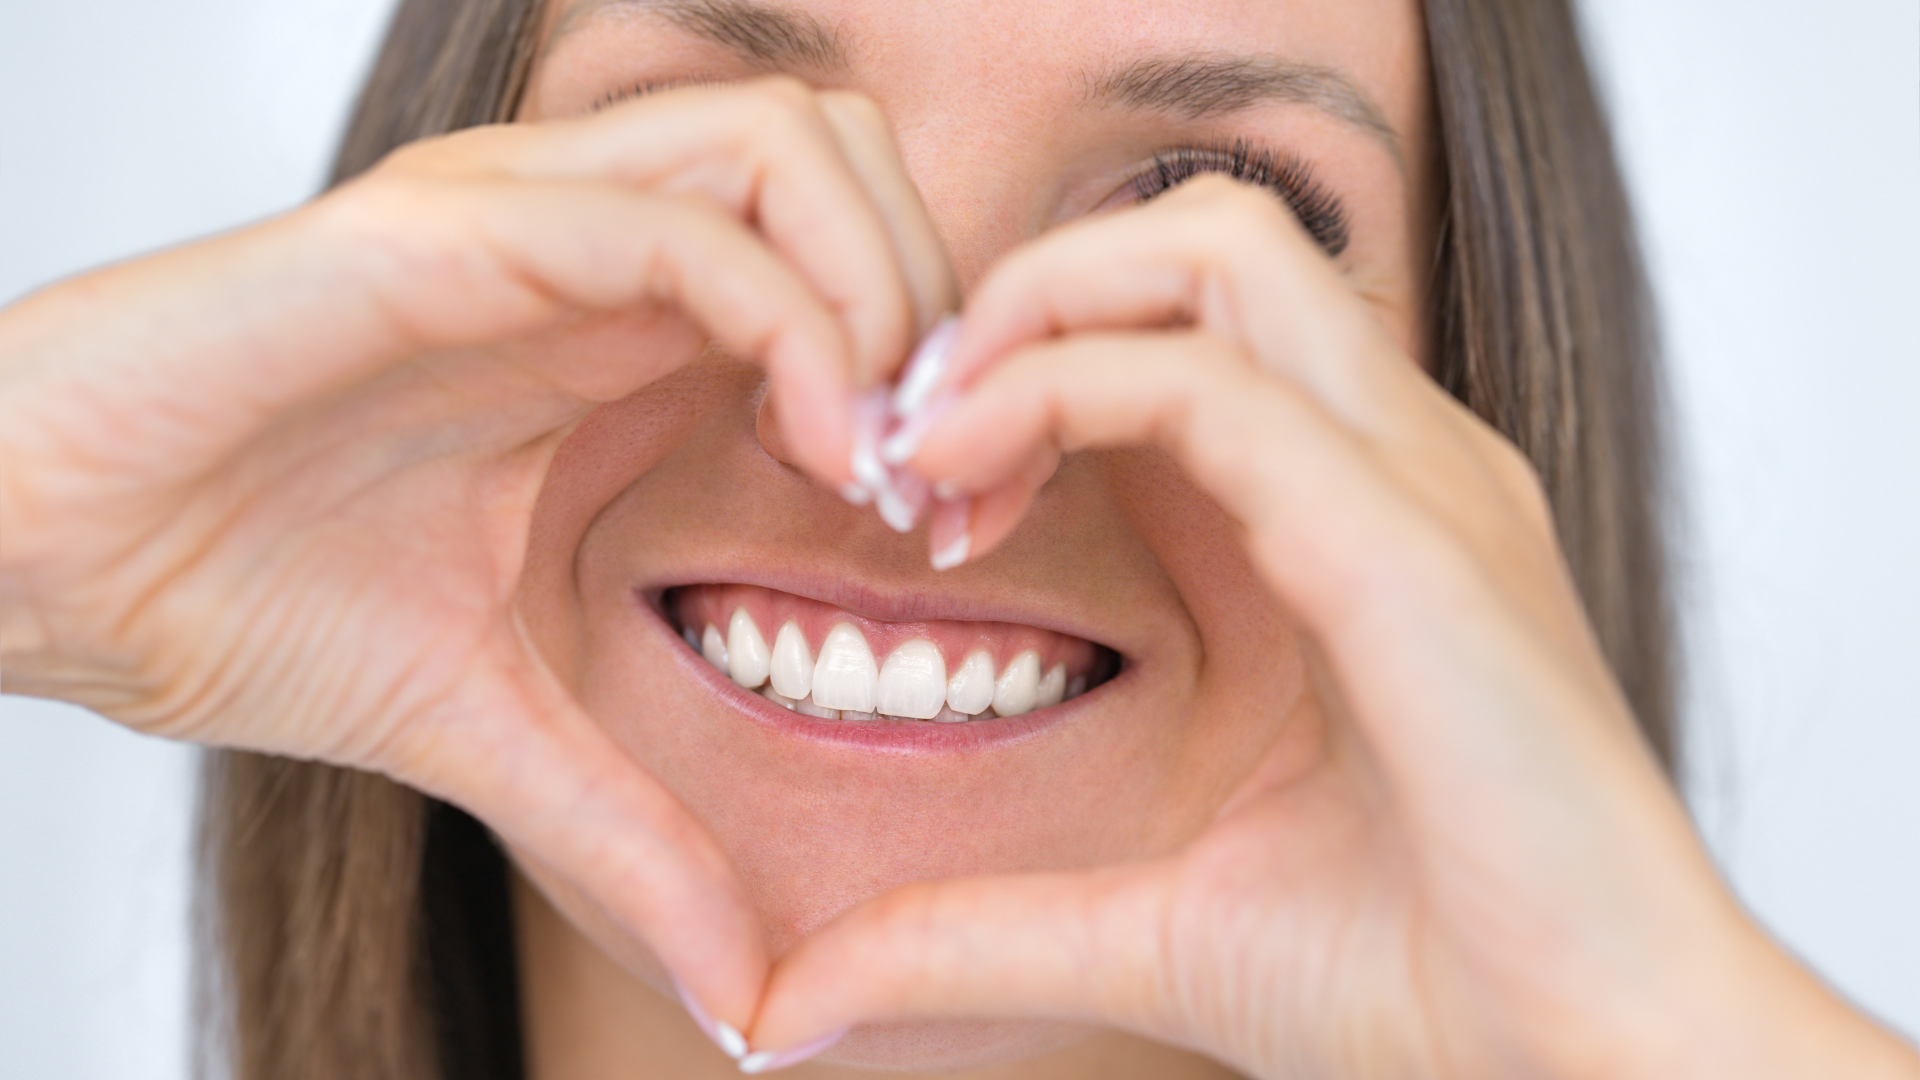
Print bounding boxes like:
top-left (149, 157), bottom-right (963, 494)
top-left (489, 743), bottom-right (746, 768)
top-left (890, 113), bottom-right (1049, 296)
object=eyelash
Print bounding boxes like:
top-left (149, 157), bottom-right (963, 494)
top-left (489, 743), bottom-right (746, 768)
top-left (1129, 140), bottom-right (1351, 257)
top-left (592, 87), bottom-right (1351, 258)
top-left (590, 78), bottom-right (722, 112)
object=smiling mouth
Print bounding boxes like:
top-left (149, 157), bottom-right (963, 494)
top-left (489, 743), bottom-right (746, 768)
top-left (661, 584), bottom-right (1122, 724)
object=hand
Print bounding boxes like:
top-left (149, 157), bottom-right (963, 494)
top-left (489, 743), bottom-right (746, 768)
top-left (746, 176), bottom-right (1920, 1078)
top-left (0, 78), bottom-right (955, 1034)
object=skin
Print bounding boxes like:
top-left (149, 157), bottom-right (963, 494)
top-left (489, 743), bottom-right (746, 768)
top-left (0, 0), bottom-right (1915, 1079)
top-left (509, 0), bottom-right (1424, 1072)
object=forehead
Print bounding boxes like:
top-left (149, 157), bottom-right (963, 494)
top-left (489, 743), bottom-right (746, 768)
top-left (539, 0), bottom-right (1427, 148)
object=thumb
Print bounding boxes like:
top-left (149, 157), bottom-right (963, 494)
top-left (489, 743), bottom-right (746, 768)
top-left (747, 864), bottom-right (1178, 1062)
top-left (391, 622), bottom-right (771, 1038)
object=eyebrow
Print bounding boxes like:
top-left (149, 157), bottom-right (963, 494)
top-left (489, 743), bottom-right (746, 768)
top-left (547, 7), bottom-right (1397, 165)
top-left (1087, 54), bottom-right (1401, 164)
top-left (548, 0), bottom-right (847, 70)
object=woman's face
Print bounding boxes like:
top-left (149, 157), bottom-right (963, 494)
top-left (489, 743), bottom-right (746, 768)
top-left (514, 0), bottom-right (1431, 1068)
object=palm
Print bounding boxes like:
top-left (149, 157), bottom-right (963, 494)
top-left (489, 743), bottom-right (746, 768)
top-left (1160, 747), bottom-right (1445, 1079)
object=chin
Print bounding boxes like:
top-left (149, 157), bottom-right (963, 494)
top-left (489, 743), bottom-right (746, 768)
top-left (814, 1018), bottom-right (1100, 1071)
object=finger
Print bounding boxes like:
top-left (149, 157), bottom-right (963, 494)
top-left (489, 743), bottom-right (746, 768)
top-left (935, 445), bottom-right (1057, 569)
top-left (908, 329), bottom-right (1650, 806)
top-left (747, 866), bottom-right (1174, 1057)
top-left (814, 91), bottom-right (960, 342)
top-left (431, 78), bottom-right (924, 386)
top-left (906, 329), bottom-right (1424, 631)
top-left (395, 625), bottom-right (769, 1036)
top-left (941, 176), bottom-right (1403, 432)
top-left (325, 177), bottom-right (858, 482)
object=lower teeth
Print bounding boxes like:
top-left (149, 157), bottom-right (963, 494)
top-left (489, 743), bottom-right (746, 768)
top-left (762, 684), bottom-right (1000, 723)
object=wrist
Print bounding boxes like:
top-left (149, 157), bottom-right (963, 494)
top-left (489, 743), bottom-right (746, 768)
top-left (1570, 910), bottom-right (1920, 1080)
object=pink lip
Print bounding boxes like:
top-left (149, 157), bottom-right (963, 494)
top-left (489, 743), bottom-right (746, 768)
top-left (629, 566), bottom-right (1119, 652)
top-left (632, 585), bottom-right (1123, 755)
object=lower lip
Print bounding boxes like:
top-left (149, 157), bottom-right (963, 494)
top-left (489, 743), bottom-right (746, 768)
top-left (647, 605), bottom-right (1092, 754)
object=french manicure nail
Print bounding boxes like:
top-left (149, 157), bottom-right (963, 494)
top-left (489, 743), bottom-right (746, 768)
top-left (849, 389), bottom-right (893, 495)
top-left (929, 497), bottom-right (973, 571)
top-left (839, 481), bottom-right (873, 506)
top-left (892, 315), bottom-right (960, 418)
top-left (738, 1027), bottom-right (852, 1074)
top-left (671, 974), bottom-right (748, 1060)
top-left (875, 467), bottom-right (930, 533)
top-left (879, 391), bottom-right (956, 466)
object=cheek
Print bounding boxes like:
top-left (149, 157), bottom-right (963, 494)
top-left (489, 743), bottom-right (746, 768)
top-left (518, 362), bottom-right (742, 686)
top-left (1100, 447), bottom-right (1311, 783)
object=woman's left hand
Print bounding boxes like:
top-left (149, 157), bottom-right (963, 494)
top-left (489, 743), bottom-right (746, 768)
top-left (738, 176), bottom-right (1919, 1079)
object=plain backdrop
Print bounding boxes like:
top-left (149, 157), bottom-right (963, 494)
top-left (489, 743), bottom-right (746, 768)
top-left (2, 1), bottom-right (1915, 1074)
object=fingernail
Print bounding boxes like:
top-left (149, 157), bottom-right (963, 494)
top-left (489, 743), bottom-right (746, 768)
top-left (672, 974), bottom-right (748, 1060)
top-left (739, 1027), bottom-right (852, 1074)
top-left (848, 389), bottom-right (893, 496)
top-left (879, 391), bottom-right (956, 466)
top-left (839, 481), bottom-right (873, 506)
top-left (716, 1022), bottom-right (750, 1061)
top-left (929, 497), bottom-right (972, 571)
top-left (892, 315), bottom-right (960, 418)
top-left (932, 479), bottom-right (961, 501)
top-left (875, 467), bottom-right (929, 533)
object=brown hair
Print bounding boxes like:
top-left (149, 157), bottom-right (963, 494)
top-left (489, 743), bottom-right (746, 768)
top-left (198, 0), bottom-right (1675, 1076)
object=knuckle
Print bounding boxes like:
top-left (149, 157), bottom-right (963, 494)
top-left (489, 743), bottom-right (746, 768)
top-left (378, 125), bottom-right (508, 180)
top-left (817, 89), bottom-right (888, 132)
top-left (726, 78), bottom-right (835, 160)
top-left (316, 170), bottom-right (444, 242)
top-left (737, 75), bottom-right (820, 123)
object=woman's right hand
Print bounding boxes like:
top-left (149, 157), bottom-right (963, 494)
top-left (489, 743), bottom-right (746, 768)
top-left (0, 77), bottom-right (954, 1036)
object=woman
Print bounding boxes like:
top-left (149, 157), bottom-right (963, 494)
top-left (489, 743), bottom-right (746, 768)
top-left (0, 0), bottom-right (1912, 1076)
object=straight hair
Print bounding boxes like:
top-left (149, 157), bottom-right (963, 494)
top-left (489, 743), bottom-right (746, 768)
top-left (199, 0), bottom-right (1676, 1076)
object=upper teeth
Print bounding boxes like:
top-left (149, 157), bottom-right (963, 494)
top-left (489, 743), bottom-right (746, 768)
top-left (769, 621), bottom-right (813, 700)
top-left (727, 607), bottom-right (771, 689)
top-left (812, 623), bottom-right (880, 713)
top-left (694, 607), bottom-right (1083, 723)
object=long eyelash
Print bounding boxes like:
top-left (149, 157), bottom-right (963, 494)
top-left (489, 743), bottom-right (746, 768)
top-left (1132, 139), bottom-right (1351, 257)
top-left (590, 76), bottom-right (726, 113)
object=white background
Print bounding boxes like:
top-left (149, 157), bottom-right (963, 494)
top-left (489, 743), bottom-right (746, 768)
top-left (2, 1), bottom-right (1915, 1074)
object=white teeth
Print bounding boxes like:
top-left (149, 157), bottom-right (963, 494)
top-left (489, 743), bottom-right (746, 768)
top-left (992, 650), bottom-right (1041, 716)
top-left (769, 621), bottom-right (813, 700)
top-left (1037, 663), bottom-right (1066, 709)
top-left (946, 649), bottom-right (995, 715)
top-left (696, 607), bottom-right (1095, 724)
top-left (810, 622), bottom-right (878, 713)
top-left (876, 639), bottom-right (947, 720)
top-left (701, 624), bottom-right (728, 672)
top-left (727, 608), bottom-right (771, 688)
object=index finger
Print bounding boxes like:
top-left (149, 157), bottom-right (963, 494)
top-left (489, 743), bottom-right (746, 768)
top-left (449, 78), bottom-right (928, 389)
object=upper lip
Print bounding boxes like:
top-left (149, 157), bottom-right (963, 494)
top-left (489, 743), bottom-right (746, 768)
top-left (635, 566), bottom-right (1124, 658)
